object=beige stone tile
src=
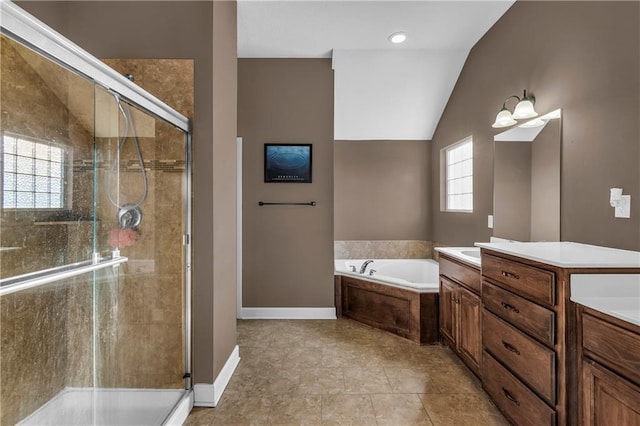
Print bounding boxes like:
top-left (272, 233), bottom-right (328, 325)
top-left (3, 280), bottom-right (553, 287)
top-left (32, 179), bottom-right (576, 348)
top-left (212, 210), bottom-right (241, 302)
top-left (370, 394), bottom-right (433, 426)
top-left (419, 393), bottom-right (506, 426)
top-left (283, 346), bottom-right (323, 369)
top-left (261, 368), bottom-right (302, 395)
top-left (384, 368), bottom-right (437, 393)
top-left (426, 365), bottom-right (483, 394)
top-left (343, 368), bottom-right (392, 394)
top-left (211, 394), bottom-right (272, 425)
top-left (268, 395), bottom-right (322, 425)
top-left (298, 368), bottom-right (344, 395)
top-left (321, 394), bottom-right (377, 426)
top-left (321, 345), bottom-right (367, 368)
top-left (185, 319), bottom-right (507, 425)
top-left (183, 407), bottom-right (214, 426)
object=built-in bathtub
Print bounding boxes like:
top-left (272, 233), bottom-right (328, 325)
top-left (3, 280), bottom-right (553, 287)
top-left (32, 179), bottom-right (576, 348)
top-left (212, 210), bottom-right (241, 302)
top-left (334, 259), bottom-right (439, 344)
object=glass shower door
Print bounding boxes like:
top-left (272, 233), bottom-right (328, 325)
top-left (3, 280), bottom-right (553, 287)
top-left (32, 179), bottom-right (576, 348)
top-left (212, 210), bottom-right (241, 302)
top-left (0, 24), bottom-right (190, 425)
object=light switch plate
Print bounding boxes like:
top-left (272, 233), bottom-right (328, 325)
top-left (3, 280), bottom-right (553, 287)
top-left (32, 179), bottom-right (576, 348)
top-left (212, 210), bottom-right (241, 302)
top-left (488, 215), bottom-right (494, 229)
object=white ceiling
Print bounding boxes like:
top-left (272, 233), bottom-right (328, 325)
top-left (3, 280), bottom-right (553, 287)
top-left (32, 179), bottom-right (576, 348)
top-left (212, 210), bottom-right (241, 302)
top-left (237, 0), bottom-right (515, 58)
top-left (237, 0), bottom-right (516, 140)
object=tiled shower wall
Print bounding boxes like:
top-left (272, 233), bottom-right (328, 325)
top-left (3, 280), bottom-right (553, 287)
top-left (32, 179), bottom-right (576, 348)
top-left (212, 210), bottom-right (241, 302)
top-left (334, 240), bottom-right (433, 259)
top-left (0, 34), bottom-right (194, 424)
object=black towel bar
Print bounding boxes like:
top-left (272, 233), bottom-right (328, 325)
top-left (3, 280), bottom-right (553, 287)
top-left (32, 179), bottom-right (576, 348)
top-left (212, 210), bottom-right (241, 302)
top-left (258, 201), bottom-right (316, 206)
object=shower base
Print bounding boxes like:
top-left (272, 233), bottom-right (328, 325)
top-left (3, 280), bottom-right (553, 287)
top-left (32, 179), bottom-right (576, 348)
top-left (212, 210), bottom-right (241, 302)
top-left (18, 387), bottom-right (193, 426)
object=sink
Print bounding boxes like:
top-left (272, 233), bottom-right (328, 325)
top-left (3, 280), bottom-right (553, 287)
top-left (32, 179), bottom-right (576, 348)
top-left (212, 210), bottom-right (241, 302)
top-left (461, 249), bottom-right (481, 259)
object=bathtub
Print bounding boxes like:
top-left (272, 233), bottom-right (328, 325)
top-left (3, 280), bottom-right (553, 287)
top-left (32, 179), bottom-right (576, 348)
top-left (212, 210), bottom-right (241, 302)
top-left (334, 259), bottom-right (440, 344)
top-left (334, 259), bottom-right (440, 292)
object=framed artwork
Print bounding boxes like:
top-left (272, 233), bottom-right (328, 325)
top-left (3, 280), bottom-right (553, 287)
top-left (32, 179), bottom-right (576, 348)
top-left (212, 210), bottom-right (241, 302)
top-left (264, 143), bottom-right (312, 183)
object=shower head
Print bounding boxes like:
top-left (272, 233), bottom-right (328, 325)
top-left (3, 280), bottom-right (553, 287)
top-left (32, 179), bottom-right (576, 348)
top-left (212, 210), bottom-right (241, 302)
top-left (117, 203), bottom-right (143, 229)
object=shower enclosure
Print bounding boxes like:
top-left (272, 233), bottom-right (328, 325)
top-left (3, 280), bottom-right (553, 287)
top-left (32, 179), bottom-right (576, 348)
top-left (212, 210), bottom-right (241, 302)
top-left (0, 2), bottom-right (192, 425)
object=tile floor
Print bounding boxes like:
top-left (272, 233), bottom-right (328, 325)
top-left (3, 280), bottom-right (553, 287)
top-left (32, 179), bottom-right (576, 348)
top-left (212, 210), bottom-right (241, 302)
top-left (185, 318), bottom-right (509, 425)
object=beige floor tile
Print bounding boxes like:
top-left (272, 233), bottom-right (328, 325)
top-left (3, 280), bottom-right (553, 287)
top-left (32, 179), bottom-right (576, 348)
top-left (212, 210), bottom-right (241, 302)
top-left (419, 393), bottom-right (506, 426)
top-left (268, 394), bottom-right (322, 425)
top-left (321, 394), bottom-right (377, 426)
top-left (211, 394), bottom-right (272, 425)
top-left (186, 318), bottom-right (508, 425)
top-left (370, 394), bottom-right (433, 426)
top-left (183, 407), bottom-right (214, 426)
top-left (298, 368), bottom-right (345, 394)
top-left (284, 346), bottom-right (324, 369)
top-left (343, 368), bottom-right (392, 394)
top-left (384, 368), bottom-right (437, 393)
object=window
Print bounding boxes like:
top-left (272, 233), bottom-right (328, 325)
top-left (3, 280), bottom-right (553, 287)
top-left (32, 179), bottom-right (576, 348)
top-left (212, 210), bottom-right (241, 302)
top-left (444, 137), bottom-right (473, 212)
top-left (1, 134), bottom-right (66, 209)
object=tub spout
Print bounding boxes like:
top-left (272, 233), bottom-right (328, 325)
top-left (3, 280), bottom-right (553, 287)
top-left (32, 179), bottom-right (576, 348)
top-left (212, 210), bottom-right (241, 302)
top-left (359, 260), bottom-right (374, 274)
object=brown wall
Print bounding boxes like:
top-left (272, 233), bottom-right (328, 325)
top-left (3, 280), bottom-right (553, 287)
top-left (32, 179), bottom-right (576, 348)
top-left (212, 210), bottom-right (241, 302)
top-left (211, 0), bottom-right (238, 376)
top-left (19, 1), bottom-right (238, 384)
top-left (334, 140), bottom-right (430, 241)
top-left (431, 1), bottom-right (640, 250)
top-left (238, 59), bottom-right (334, 308)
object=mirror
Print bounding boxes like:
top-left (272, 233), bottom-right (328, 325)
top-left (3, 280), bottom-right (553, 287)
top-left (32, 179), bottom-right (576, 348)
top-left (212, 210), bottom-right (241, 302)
top-left (493, 109), bottom-right (561, 242)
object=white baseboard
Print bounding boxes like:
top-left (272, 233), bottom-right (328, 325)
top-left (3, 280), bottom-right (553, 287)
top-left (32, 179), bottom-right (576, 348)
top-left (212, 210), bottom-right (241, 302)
top-left (193, 345), bottom-right (240, 407)
top-left (240, 307), bottom-right (337, 320)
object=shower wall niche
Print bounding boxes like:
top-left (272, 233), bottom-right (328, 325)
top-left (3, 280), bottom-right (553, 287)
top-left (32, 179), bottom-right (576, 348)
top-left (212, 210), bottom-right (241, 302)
top-left (0, 8), bottom-right (193, 424)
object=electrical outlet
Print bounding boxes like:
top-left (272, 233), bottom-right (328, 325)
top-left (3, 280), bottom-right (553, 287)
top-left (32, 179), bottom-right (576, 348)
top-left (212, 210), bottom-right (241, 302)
top-left (488, 215), bottom-right (494, 229)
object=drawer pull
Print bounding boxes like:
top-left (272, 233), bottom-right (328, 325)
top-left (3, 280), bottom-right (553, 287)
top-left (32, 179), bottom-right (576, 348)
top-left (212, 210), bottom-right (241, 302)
top-left (501, 340), bottom-right (521, 355)
top-left (501, 270), bottom-right (520, 280)
top-left (501, 301), bottom-right (520, 314)
top-left (502, 387), bottom-right (521, 406)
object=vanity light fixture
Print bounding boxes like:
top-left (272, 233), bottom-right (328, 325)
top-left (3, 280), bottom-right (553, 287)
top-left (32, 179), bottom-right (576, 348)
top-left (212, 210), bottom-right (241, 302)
top-left (388, 32), bottom-right (407, 44)
top-left (492, 89), bottom-right (539, 128)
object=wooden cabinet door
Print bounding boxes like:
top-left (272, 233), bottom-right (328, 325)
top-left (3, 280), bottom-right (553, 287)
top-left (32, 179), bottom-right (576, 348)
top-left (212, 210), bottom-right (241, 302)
top-left (439, 276), bottom-right (457, 347)
top-left (582, 359), bottom-right (640, 426)
top-left (458, 286), bottom-right (481, 374)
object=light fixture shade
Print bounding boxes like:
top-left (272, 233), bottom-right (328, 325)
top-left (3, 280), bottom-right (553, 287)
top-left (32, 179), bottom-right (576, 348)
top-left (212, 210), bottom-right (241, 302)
top-left (513, 98), bottom-right (538, 119)
top-left (492, 108), bottom-right (517, 128)
top-left (388, 32), bottom-right (407, 44)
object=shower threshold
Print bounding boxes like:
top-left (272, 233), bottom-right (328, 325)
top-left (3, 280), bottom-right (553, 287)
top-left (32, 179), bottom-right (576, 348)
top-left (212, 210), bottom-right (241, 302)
top-left (17, 387), bottom-right (193, 426)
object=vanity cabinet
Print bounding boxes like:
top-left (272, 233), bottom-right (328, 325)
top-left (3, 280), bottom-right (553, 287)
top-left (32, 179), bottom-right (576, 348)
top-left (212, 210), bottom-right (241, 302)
top-left (481, 251), bottom-right (561, 425)
top-left (439, 255), bottom-right (482, 376)
top-left (578, 305), bottom-right (640, 425)
top-left (476, 242), bottom-right (640, 426)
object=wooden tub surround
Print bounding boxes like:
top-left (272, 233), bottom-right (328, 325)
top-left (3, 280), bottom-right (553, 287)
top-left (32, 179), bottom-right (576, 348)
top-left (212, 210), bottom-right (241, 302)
top-left (334, 275), bottom-right (439, 345)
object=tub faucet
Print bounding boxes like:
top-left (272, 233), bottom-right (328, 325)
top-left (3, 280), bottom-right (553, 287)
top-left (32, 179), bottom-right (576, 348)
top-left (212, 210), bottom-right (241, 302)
top-left (359, 260), bottom-right (374, 274)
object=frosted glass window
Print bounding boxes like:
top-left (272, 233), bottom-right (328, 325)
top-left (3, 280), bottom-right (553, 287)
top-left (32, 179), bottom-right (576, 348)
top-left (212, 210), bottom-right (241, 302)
top-left (1, 134), bottom-right (66, 209)
top-left (445, 137), bottom-right (473, 212)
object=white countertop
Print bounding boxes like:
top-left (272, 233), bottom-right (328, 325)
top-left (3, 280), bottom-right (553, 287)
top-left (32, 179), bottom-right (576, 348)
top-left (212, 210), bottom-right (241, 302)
top-left (434, 247), bottom-right (481, 268)
top-left (571, 274), bottom-right (640, 327)
top-left (475, 241), bottom-right (640, 268)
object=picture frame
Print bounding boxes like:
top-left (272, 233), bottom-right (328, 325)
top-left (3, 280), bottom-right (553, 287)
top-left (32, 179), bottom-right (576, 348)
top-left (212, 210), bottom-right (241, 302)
top-left (264, 143), bottom-right (312, 183)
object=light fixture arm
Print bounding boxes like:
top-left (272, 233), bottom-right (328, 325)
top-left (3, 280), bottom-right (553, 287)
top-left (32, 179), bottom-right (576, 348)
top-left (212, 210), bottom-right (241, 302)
top-left (501, 95), bottom-right (521, 110)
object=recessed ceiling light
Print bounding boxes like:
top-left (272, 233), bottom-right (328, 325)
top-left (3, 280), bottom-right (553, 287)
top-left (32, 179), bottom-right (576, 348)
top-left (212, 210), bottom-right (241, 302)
top-left (388, 32), bottom-right (407, 44)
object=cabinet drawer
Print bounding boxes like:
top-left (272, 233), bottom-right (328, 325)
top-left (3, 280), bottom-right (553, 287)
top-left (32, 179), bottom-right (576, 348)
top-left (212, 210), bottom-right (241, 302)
top-left (483, 254), bottom-right (555, 307)
top-left (483, 310), bottom-right (556, 403)
top-left (440, 255), bottom-right (480, 294)
top-left (483, 281), bottom-right (555, 347)
top-left (582, 313), bottom-right (640, 386)
top-left (483, 352), bottom-right (556, 426)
